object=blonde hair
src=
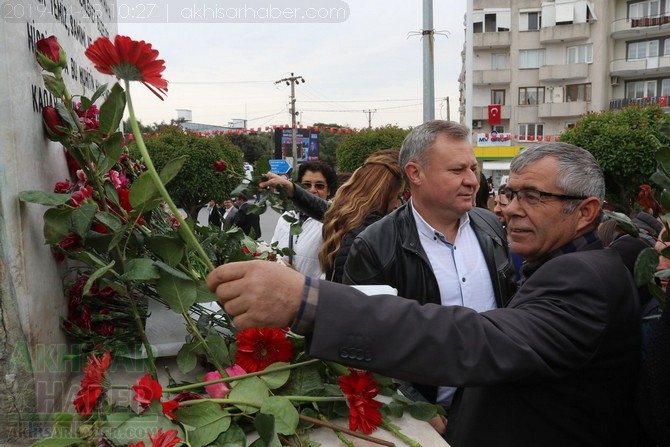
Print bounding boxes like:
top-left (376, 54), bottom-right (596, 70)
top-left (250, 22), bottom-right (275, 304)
top-left (319, 149), bottom-right (403, 274)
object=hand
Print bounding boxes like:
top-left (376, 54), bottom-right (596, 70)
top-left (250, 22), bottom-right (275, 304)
top-left (206, 260), bottom-right (305, 330)
top-left (428, 414), bottom-right (448, 435)
top-left (258, 172), bottom-right (294, 197)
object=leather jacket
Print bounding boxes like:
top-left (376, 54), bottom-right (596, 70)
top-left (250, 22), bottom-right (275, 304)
top-left (343, 201), bottom-right (517, 308)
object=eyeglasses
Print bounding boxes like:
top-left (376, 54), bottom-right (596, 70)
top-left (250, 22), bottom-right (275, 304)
top-left (301, 181), bottom-right (327, 191)
top-left (503, 188), bottom-right (587, 206)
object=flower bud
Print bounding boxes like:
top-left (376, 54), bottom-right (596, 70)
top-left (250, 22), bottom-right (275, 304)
top-left (213, 160), bottom-right (228, 172)
top-left (35, 36), bottom-right (67, 72)
top-left (42, 106), bottom-right (67, 140)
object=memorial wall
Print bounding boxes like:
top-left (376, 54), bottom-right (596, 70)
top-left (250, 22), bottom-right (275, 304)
top-left (0, 0), bottom-right (116, 441)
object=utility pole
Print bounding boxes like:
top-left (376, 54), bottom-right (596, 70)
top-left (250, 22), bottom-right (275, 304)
top-left (275, 72), bottom-right (305, 173)
top-left (363, 109), bottom-right (376, 129)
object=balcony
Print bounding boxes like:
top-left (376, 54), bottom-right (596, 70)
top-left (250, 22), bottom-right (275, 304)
top-left (538, 101), bottom-right (590, 118)
top-left (473, 69), bottom-right (512, 85)
top-left (473, 31), bottom-right (511, 49)
top-left (538, 63), bottom-right (589, 82)
top-left (611, 15), bottom-right (670, 39)
top-left (472, 105), bottom-right (511, 121)
top-left (539, 22), bottom-right (590, 44)
top-left (610, 56), bottom-right (670, 77)
top-left (609, 96), bottom-right (668, 111)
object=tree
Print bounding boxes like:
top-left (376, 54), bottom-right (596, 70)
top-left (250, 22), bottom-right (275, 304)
top-left (230, 133), bottom-right (274, 164)
top-left (336, 125), bottom-right (410, 172)
top-left (128, 126), bottom-right (245, 220)
top-left (559, 104), bottom-right (670, 214)
top-left (314, 123), bottom-right (347, 166)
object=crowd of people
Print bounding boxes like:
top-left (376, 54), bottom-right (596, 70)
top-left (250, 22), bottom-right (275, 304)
top-left (204, 120), bottom-right (668, 447)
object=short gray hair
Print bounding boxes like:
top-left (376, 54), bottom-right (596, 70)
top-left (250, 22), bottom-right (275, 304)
top-left (510, 142), bottom-right (605, 213)
top-left (399, 120), bottom-right (471, 184)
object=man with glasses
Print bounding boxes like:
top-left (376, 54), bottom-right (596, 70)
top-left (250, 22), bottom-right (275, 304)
top-left (342, 121), bottom-right (516, 431)
top-left (208, 142), bottom-right (640, 447)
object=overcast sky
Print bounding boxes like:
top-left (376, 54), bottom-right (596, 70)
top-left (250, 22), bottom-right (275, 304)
top-left (118, 1), bottom-right (466, 130)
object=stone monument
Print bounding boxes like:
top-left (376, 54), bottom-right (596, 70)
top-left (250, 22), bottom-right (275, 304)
top-left (0, 1), bottom-right (115, 443)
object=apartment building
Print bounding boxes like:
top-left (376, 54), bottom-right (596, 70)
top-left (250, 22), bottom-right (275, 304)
top-left (459, 0), bottom-right (665, 185)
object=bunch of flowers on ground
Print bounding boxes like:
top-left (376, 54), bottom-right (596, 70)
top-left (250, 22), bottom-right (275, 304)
top-left (24, 35), bottom-right (440, 446)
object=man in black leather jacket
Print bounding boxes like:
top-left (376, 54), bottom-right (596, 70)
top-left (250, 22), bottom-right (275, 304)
top-left (342, 121), bottom-right (516, 429)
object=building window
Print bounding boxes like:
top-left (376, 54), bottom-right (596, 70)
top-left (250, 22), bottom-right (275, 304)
top-left (473, 10), bottom-right (511, 33)
top-left (664, 39), bottom-right (670, 55)
top-left (626, 80), bottom-right (657, 99)
top-left (491, 53), bottom-right (507, 70)
top-left (519, 49), bottom-right (545, 68)
top-left (567, 44), bottom-right (593, 64)
top-left (519, 87), bottom-right (545, 105)
top-left (491, 125), bottom-right (505, 133)
top-left (566, 84), bottom-right (592, 102)
top-left (491, 90), bottom-right (506, 104)
top-left (628, 40), bottom-right (659, 59)
top-left (518, 124), bottom-right (544, 141)
top-left (520, 11), bottom-right (542, 31)
top-left (629, 0), bottom-right (660, 19)
top-left (662, 78), bottom-right (670, 96)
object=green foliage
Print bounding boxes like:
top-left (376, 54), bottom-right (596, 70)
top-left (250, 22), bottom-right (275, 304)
top-left (336, 125), bottom-right (409, 172)
top-left (313, 123), bottom-right (348, 166)
top-left (128, 126), bottom-right (245, 219)
top-left (559, 105), bottom-right (670, 213)
top-left (230, 133), bottom-right (274, 164)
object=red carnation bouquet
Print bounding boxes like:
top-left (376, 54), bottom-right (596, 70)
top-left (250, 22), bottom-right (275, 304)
top-left (24, 35), bottom-right (439, 447)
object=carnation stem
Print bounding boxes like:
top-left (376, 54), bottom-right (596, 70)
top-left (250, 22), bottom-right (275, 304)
top-left (181, 310), bottom-right (226, 376)
top-left (381, 418), bottom-right (421, 447)
top-left (124, 79), bottom-right (214, 272)
top-left (164, 358), bottom-right (321, 393)
top-left (306, 415), bottom-right (395, 447)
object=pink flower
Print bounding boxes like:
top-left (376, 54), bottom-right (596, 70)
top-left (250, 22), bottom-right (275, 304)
top-left (70, 185), bottom-right (93, 207)
top-left (203, 371), bottom-right (230, 398)
top-left (226, 364), bottom-right (247, 377)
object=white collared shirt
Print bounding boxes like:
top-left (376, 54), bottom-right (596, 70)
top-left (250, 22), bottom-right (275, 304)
top-left (411, 201), bottom-right (496, 312)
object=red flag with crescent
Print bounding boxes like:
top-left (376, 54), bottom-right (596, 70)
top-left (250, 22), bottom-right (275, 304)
top-left (488, 104), bottom-right (501, 125)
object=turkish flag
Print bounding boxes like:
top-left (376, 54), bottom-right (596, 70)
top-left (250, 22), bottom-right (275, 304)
top-left (488, 104), bottom-right (502, 125)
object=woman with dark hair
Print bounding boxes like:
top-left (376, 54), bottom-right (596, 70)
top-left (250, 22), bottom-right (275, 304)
top-left (269, 161), bottom-right (337, 277)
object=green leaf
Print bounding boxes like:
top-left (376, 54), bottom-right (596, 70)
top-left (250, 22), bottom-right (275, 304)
top-left (145, 236), bottom-right (185, 267)
top-left (94, 211), bottom-right (123, 233)
top-left (175, 401), bottom-right (231, 447)
top-left (204, 331), bottom-right (230, 367)
top-left (72, 203), bottom-right (97, 237)
top-left (634, 247), bottom-right (659, 287)
top-left (42, 73), bottom-right (66, 98)
top-left (195, 282), bottom-right (217, 303)
top-left (121, 258), bottom-right (160, 281)
top-left (101, 413), bottom-right (181, 447)
top-left (83, 261), bottom-right (116, 296)
top-left (159, 155), bottom-right (189, 186)
top-left (228, 377), bottom-right (269, 414)
top-left (156, 270), bottom-right (197, 312)
top-left (177, 342), bottom-right (200, 374)
top-left (98, 83), bottom-right (126, 136)
top-left (19, 191), bottom-right (71, 206)
top-left (89, 83), bottom-right (108, 104)
top-left (210, 424), bottom-right (247, 447)
top-left (129, 171), bottom-right (164, 212)
top-left (277, 363), bottom-right (325, 397)
top-left (407, 401), bottom-right (439, 421)
top-left (32, 437), bottom-right (87, 447)
top-left (260, 396), bottom-right (299, 435)
top-left (251, 413), bottom-right (281, 447)
top-left (259, 362), bottom-right (291, 390)
top-left (154, 260), bottom-right (194, 281)
top-left (43, 208), bottom-right (73, 245)
top-left (98, 132), bottom-right (125, 174)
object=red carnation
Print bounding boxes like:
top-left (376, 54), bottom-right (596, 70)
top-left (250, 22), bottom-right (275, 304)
top-left (42, 106), bottom-right (67, 139)
top-left (73, 352), bottom-right (112, 417)
top-left (85, 35), bottom-right (168, 100)
top-left (59, 232), bottom-right (82, 252)
top-left (234, 327), bottom-right (294, 372)
top-left (638, 184), bottom-right (657, 212)
top-left (148, 428), bottom-right (181, 447)
top-left (35, 35), bottom-right (67, 71)
top-left (54, 180), bottom-right (74, 193)
top-left (337, 369), bottom-right (383, 434)
top-left (213, 160), bottom-right (228, 172)
top-left (132, 374), bottom-right (163, 409)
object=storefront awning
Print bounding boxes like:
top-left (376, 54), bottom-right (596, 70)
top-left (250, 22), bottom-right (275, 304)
top-left (483, 161), bottom-right (511, 171)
